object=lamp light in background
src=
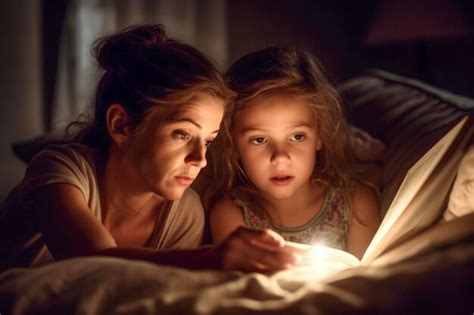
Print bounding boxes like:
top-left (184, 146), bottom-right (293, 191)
top-left (365, 0), bottom-right (470, 82)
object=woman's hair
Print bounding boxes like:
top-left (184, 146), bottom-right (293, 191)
top-left (72, 24), bottom-right (228, 154)
top-left (211, 46), bottom-right (356, 208)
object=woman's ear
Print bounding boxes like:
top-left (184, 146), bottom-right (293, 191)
top-left (106, 104), bottom-right (133, 145)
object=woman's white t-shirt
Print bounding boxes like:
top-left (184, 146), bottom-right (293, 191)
top-left (0, 143), bottom-right (204, 270)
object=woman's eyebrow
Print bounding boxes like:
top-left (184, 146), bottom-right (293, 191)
top-left (173, 118), bottom-right (220, 134)
top-left (174, 118), bottom-right (202, 129)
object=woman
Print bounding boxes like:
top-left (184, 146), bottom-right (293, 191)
top-left (0, 25), bottom-right (299, 272)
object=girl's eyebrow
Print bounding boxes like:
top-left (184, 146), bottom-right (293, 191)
top-left (240, 123), bottom-right (313, 134)
top-left (290, 123), bottom-right (314, 129)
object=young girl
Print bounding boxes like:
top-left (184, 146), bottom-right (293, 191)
top-left (0, 25), bottom-right (299, 272)
top-left (210, 47), bottom-right (380, 259)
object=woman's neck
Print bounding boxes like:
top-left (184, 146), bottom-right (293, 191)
top-left (96, 149), bottom-right (164, 225)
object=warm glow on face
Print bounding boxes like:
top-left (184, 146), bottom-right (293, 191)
top-left (232, 93), bottom-right (321, 201)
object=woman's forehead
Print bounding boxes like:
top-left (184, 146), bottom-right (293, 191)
top-left (144, 93), bottom-right (223, 122)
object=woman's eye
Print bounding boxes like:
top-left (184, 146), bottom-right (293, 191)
top-left (205, 139), bottom-right (214, 148)
top-left (173, 130), bottom-right (191, 141)
top-left (290, 134), bottom-right (306, 142)
top-left (250, 137), bottom-right (267, 145)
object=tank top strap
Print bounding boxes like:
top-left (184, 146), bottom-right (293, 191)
top-left (234, 198), bottom-right (272, 230)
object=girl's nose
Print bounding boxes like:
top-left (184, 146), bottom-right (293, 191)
top-left (186, 140), bottom-right (207, 168)
top-left (270, 145), bottom-right (290, 165)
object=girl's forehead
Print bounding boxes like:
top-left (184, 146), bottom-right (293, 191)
top-left (238, 93), bottom-right (314, 117)
top-left (234, 94), bottom-right (317, 130)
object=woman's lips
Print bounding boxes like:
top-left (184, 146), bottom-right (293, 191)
top-left (270, 175), bottom-right (294, 185)
top-left (175, 176), bottom-right (194, 186)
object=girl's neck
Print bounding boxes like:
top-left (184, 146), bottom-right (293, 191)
top-left (261, 181), bottom-right (326, 227)
top-left (96, 149), bottom-right (164, 225)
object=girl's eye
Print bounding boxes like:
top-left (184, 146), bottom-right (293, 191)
top-left (250, 137), bottom-right (267, 145)
top-left (290, 134), bottom-right (306, 142)
top-left (173, 130), bottom-right (191, 141)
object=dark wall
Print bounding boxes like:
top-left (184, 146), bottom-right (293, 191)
top-left (0, 1), bottom-right (43, 200)
top-left (228, 0), bottom-right (474, 97)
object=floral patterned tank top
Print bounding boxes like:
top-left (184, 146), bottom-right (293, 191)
top-left (234, 185), bottom-right (350, 250)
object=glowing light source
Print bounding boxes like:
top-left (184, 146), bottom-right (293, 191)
top-left (278, 242), bottom-right (360, 282)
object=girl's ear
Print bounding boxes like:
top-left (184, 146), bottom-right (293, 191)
top-left (316, 139), bottom-right (322, 151)
top-left (106, 104), bottom-right (134, 145)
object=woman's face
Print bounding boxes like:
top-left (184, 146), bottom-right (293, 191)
top-left (125, 94), bottom-right (224, 200)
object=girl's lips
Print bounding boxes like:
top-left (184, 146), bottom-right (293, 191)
top-left (175, 176), bottom-right (194, 186)
top-left (270, 176), bottom-right (294, 186)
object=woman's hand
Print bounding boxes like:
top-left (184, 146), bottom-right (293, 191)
top-left (211, 227), bottom-right (301, 273)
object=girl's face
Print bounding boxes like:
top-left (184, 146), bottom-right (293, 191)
top-left (125, 94), bottom-right (224, 200)
top-left (233, 93), bottom-right (322, 201)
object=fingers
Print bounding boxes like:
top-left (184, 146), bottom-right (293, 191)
top-left (218, 227), bottom-right (301, 272)
top-left (282, 240), bottom-right (312, 256)
top-left (235, 226), bottom-right (285, 249)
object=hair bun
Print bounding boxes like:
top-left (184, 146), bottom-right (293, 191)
top-left (93, 24), bottom-right (167, 71)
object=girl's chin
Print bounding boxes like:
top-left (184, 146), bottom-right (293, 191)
top-left (261, 190), bottom-right (297, 201)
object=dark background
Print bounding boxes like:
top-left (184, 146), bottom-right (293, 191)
top-left (228, 0), bottom-right (474, 95)
top-left (0, 0), bottom-right (473, 199)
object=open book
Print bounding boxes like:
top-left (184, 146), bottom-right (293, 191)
top-left (281, 115), bottom-right (473, 281)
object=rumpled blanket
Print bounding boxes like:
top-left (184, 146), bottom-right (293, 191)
top-left (1, 229), bottom-right (473, 315)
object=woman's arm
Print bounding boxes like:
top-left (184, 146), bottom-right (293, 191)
top-left (346, 184), bottom-right (381, 259)
top-left (98, 227), bottom-right (298, 272)
top-left (35, 183), bottom-right (117, 259)
top-left (34, 184), bottom-right (298, 272)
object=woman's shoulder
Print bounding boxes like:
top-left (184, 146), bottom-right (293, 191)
top-left (171, 188), bottom-right (204, 219)
top-left (29, 143), bottom-right (96, 169)
top-left (179, 188), bottom-right (201, 205)
top-left (21, 143), bottom-right (99, 201)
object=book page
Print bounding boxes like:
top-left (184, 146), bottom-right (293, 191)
top-left (361, 116), bottom-right (471, 263)
top-left (279, 241), bottom-right (360, 282)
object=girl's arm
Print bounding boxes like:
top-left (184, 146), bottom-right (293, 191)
top-left (209, 196), bottom-right (246, 244)
top-left (34, 184), bottom-right (297, 272)
top-left (346, 184), bottom-right (381, 259)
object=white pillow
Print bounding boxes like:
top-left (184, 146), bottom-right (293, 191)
top-left (444, 145), bottom-right (474, 220)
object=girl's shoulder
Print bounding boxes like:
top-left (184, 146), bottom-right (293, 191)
top-left (209, 195), bottom-right (247, 243)
top-left (211, 195), bottom-right (241, 215)
top-left (210, 195), bottom-right (252, 227)
top-left (344, 181), bottom-right (380, 227)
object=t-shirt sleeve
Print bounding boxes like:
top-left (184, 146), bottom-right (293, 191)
top-left (19, 145), bottom-right (94, 203)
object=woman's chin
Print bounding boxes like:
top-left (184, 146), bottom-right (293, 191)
top-left (158, 187), bottom-right (188, 201)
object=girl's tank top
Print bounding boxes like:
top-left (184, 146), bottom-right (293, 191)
top-left (234, 185), bottom-right (350, 250)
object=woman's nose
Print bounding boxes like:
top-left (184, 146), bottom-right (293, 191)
top-left (186, 140), bottom-right (207, 168)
